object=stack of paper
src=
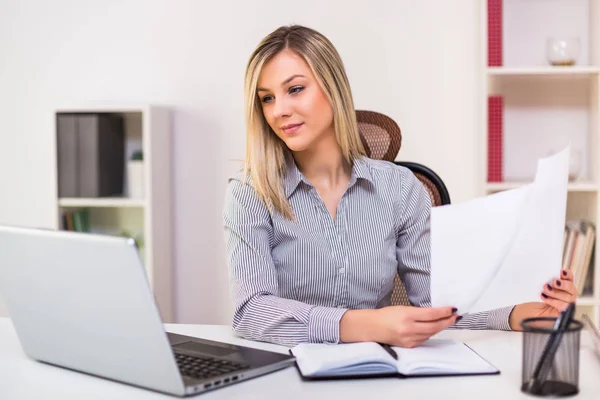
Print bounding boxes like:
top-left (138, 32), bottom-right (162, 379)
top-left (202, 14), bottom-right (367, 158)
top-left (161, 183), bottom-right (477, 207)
top-left (431, 147), bottom-right (570, 314)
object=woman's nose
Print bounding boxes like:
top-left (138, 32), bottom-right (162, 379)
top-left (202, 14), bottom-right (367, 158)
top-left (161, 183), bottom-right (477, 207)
top-left (272, 97), bottom-right (292, 119)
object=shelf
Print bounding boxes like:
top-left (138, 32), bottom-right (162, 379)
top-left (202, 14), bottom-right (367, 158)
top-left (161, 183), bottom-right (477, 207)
top-left (55, 103), bottom-right (155, 114)
top-left (54, 105), bottom-right (174, 323)
top-left (577, 296), bottom-right (598, 306)
top-left (483, 0), bottom-right (600, 328)
top-left (58, 198), bottom-right (146, 208)
top-left (487, 66), bottom-right (600, 77)
top-left (486, 182), bottom-right (598, 192)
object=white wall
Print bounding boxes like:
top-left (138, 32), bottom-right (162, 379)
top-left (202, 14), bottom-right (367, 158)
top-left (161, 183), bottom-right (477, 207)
top-left (0, 0), bottom-right (482, 324)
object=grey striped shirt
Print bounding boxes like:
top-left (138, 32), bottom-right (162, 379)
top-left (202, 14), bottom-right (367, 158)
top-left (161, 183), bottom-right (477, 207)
top-left (223, 155), bottom-right (513, 346)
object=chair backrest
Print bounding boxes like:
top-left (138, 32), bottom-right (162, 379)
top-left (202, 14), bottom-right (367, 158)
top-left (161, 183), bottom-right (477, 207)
top-left (355, 110), bottom-right (451, 206)
top-left (355, 109), bottom-right (451, 306)
top-left (356, 110), bottom-right (401, 162)
top-left (395, 161), bottom-right (451, 207)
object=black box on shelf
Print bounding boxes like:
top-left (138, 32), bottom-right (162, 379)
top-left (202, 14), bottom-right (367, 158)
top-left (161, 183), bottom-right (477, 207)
top-left (56, 113), bottom-right (125, 198)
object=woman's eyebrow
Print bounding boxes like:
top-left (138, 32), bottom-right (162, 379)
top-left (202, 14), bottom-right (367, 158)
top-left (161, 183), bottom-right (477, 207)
top-left (257, 74), bottom-right (306, 92)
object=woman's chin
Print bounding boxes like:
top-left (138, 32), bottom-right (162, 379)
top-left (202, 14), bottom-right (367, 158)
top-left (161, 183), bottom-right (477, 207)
top-left (283, 139), bottom-right (312, 153)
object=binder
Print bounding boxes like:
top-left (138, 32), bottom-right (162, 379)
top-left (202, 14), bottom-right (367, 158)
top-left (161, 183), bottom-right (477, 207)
top-left (56, 113), bottom-right (125, 198)
top-left (77, 114), bottom-right (125, 197)
top-left (56, 114), bottom-right (79, 197)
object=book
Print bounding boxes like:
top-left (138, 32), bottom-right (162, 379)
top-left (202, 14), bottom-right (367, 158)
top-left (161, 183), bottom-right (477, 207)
top-left (487, 0), bottom-right (503, 67)
top-left (289, 339), bottom-right (499, 380)
top-left (77, 113), bottom-right (125, 197)
top-left (487, 95), bottom-right (503, 182)
top-left (562, 219), bottom-right (596, 294)
top-left (56, 114), bottom-right (79, 197)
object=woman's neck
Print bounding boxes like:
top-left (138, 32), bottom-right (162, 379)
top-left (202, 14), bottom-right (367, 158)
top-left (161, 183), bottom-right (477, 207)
top-left (292, 132), bottom-right (352, 190)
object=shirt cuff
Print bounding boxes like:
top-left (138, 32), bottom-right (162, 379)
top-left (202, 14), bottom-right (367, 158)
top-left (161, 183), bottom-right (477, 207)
top-left (486, 305), bottom-right (515, 330)
top-left (307, 306), bottom-right (348, 344)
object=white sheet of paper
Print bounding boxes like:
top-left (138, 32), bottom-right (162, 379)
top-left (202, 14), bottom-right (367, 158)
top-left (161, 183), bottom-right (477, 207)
top-left (431, 147), bottom-right (569, 314)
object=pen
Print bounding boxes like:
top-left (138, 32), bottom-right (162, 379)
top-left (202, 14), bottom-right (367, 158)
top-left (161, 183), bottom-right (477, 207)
top-left (379, 343), bottom-right (398, 360)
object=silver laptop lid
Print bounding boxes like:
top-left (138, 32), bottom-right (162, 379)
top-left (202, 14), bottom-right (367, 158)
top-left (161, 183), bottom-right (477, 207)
top-left (0, 225), bottom-right (185, 396)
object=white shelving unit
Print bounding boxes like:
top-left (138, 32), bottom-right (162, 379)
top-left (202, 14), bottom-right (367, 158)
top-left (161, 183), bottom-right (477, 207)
top-left (479, 0), bottom-right (600, 325)
top-left (58, 198), bottom-right (147, 208)
top-left (487, 66), bottom-right (600, 77)
top-left (52, 104), bottom-right (174, 322)
top-left (486, 182), bottom-right (599, 193)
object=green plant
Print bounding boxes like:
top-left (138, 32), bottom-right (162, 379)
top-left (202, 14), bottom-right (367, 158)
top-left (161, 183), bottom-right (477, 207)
top-left (130, 150), bottom-right (144, 161)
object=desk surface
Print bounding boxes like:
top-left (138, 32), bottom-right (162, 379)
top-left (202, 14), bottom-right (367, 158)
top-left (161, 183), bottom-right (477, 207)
top-left (2, 317), bottom-right (600, 399)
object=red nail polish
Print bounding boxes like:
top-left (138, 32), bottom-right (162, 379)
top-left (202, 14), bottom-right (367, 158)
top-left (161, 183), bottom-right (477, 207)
top-left (562, 270), bottom-right (567, 277)
top-left (556, 280), bottom-right (561, 287)
top-left (547, 284), bottom-right (552, 291)
top-left (542, 293), bottom-right (548, 298)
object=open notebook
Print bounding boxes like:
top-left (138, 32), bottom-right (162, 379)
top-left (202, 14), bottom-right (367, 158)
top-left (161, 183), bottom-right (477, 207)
top-left (290, 339), bottom-right (499, 380)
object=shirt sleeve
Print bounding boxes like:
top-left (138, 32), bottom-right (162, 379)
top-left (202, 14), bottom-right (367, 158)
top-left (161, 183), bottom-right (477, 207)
top-left (223, 178), bottom-right (347, 346)
top-left (395, 168), bottom-right (514, 331)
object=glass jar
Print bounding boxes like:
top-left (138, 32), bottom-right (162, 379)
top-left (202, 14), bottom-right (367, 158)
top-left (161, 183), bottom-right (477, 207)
top-left (546, 37), bottom-right (580, 66)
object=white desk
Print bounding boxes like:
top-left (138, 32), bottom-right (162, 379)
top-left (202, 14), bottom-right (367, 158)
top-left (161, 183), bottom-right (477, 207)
top-left (1, 317), bottom-right (600, 399)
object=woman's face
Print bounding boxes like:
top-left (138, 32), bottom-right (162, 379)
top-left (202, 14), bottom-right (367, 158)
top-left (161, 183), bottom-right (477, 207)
top-left (257, 49), bottom-right (334, 153)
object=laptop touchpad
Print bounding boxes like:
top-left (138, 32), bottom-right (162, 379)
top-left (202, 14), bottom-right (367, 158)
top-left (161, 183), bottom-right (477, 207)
top-left (173, 341), bottom-right (237, 358)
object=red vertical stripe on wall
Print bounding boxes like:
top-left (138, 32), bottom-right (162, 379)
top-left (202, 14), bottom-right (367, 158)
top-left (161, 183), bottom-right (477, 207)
top-left (488, 0), bottom-right (503, 67)
top-left (488, 96), bottom-right (504, 182)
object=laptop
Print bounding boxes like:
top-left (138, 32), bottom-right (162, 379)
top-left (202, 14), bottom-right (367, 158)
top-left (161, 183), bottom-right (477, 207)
top-left (0, 225), bottom-right (295, 396)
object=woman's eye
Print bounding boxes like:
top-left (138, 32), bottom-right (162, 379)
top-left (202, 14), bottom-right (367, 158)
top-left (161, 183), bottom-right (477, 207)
top-left (261, 95), bottom-right (274, 103)
top-left (289, 86), bottom-right (304, 94)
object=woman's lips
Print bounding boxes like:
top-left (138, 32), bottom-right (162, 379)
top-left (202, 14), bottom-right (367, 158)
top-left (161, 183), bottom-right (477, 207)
top-left (281, 123), bottom-right (304, 135)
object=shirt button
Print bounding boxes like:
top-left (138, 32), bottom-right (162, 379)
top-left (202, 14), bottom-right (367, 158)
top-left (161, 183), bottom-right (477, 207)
top-left (339, 268), bottom-right (345, 274)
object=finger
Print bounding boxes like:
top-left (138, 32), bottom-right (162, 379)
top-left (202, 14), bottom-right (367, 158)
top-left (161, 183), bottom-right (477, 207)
top-left (414, 315), bottom-right (460, 336)
top-left (543, 283), bottom-right (576, 303)
top-left (407, 335), bottom-right (432, 348)
top-left (413, 332), bottom-right (443, 342)
top-left (400, 339), bottom-right (427, 349)
top-left (410, 338), bottom-right (429, 348)
top-left (541, 292), bottom-right (569, 312)
top-left (550, 278), bottom-right (577, 297)
top-left (411, 306), bottom-right (456, 322)
top-left (560, 269), bottom-right (574, 282)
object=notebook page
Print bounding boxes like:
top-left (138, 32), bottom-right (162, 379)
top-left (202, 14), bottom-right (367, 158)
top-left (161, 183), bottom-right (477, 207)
top-left (291, 342), bottom-right (396, 377)
top-left (392, 339), bottom-right (498, 376)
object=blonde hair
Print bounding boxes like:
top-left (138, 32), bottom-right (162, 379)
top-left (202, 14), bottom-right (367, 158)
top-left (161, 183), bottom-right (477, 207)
top-left (243, 25), bottom-right (365, 219)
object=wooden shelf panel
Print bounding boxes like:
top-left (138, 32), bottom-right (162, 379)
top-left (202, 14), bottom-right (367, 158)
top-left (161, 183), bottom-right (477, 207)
top-left (486, 182), bottom-right (598, 192)
top-left (55, 104), bottom-right (153, 114)
top-left (487, 66), bottom-right (600, 77)
top-left (59, 198), bottom-right (146, 208)
top-left (577, 296), bottom-right (598, 306)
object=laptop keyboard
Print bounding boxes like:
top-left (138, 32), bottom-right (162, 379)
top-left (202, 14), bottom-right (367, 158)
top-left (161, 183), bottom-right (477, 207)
top-left (174, 352), bottom-right (250, 380)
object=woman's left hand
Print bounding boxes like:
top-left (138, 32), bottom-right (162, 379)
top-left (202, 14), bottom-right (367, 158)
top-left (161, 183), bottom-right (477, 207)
top-left (509, 269), bottom-right (578, 330)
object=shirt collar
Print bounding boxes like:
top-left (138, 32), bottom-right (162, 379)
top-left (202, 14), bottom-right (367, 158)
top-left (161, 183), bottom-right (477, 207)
top-left (283, 152), bottom-right (304, 198)
top-left (350, 156), bottom-right (374, 185)
top-left (283, 153), bottom-right (374, 199)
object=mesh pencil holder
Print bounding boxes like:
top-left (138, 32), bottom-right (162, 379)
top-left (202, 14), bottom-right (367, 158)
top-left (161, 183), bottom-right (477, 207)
top-left (520, 317), bottom-right (583, 397)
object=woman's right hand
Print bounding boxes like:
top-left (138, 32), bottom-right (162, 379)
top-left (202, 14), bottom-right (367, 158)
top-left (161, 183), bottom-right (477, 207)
top-left (339, 305), bottom-right (460, 348)
top-left (375, 305), bottom-right (460, 348)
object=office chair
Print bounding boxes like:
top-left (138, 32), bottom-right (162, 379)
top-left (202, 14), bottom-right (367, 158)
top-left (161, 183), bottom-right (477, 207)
top-left (355, 110), bottom-right (451, 306)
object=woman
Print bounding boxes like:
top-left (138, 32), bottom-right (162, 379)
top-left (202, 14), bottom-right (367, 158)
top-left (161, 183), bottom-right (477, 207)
top-left (223, 24), bottom-right (577, 348)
